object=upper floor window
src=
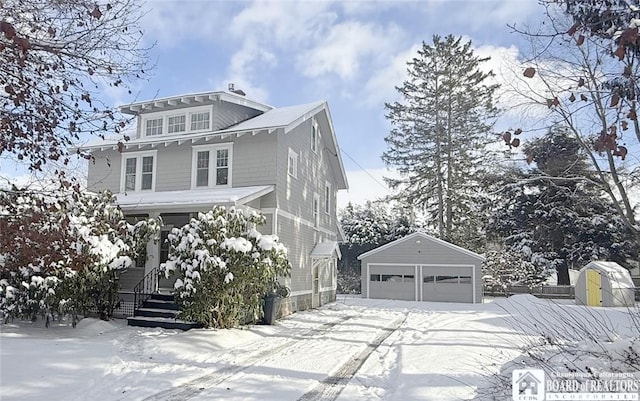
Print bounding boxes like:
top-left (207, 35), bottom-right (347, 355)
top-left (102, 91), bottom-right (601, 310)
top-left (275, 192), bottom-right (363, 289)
top-left (191, 144), bottom-right (232, 188)
top-left (313, 193), bottom-right (320, 227)
top-left (121, 150), bottom-right (157, 192)
top-left (311, 119), bottom-right (319, 153)
top-left (168, 115), bottom-right (186, 134)
top-left (191, 111), bottom-right (210, 131)
top-left (288, 148), bottom-right (298, 179)
top-left (324, 181), bottom-right (331, 214)
top-left (145, 118), bottom-right (163, 136)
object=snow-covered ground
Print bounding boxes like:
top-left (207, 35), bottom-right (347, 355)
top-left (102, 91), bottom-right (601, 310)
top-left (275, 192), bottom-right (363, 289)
top-left (1, 295), bottom-right (637, 401)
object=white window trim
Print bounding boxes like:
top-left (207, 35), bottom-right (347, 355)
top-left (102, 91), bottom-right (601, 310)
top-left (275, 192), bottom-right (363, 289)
top-left (167, 113), bottom-right (186, 134)
top-left (189, 109), bottom-right (212, 132)
top-left (120, 150), bottom-right (158, 193)
top-left (324, 181), bottom-right (331, 214)
top-left (313, 192), bottom-right (320, 227)
top-left (190, 143), bottom-right (233, 189)
top-left (141, 105), bottom-right (212, 138)
top-left (311, 118), bottom-right (319, 154)
top-left (288, 148), bottom-right (298, 179)
top-left (144, 117), bottom-right (163, 137)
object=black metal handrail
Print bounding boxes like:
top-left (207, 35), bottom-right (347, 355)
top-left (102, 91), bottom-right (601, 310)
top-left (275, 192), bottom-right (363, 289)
top-left (133, 267), bottom-right (159, 311)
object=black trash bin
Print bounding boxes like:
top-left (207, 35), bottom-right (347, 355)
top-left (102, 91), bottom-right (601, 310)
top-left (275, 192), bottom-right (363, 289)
top-left (262, 293), bottom-right (281, 325)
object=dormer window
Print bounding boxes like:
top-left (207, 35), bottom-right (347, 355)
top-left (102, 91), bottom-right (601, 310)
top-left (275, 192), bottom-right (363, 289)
top-left (145, 118), bottom-right (163, 136)
top-left (191, 111), bottom-right (210, 131)
top-left (168, 115), bottom-right (186, 134)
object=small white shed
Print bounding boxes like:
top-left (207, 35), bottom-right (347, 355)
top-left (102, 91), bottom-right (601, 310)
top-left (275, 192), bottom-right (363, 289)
top-left (358, 232), bottom-right (484, 303)
top-left (575, 261), bottom-right (636, 307)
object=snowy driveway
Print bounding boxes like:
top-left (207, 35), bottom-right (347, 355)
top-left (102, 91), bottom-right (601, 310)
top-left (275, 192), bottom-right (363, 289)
top-left (1, 296), bottom-right (538, 401)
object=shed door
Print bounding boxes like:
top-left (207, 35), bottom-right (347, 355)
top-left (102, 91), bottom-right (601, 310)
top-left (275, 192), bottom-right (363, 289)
top-left (586, 270), bottom-right (602, 307)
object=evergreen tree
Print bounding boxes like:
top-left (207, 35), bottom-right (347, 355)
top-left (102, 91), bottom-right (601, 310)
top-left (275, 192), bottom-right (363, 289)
top-left (487, 126), bottom-right (638, 285)
top-left (382, 35), bottom-right (499, 248)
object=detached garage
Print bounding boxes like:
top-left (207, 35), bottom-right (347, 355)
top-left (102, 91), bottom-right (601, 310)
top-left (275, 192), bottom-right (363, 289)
top-left (358, 232), bottom-right (484, 303)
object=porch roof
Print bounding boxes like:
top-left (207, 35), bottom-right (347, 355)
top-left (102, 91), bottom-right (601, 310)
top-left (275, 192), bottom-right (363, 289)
top-left (310, 240), bottom-right (341, 259)
top-left (115, 185), bottom-right (273, 212)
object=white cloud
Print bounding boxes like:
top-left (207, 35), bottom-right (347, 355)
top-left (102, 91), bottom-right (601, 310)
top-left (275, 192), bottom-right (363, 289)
top-left (363, 43), bottom-right (420, 107)
top-left (140, 2), bottom-right (233, 47)
top-left (337, 168), bottom-right (399, 210)
top-left (298, 21), bottom-right (404, 80)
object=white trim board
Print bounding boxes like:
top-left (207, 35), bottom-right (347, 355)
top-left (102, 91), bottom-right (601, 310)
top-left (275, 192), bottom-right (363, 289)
top-left (357, 232), bottom-right (484, 261)
top-left (262, 208), bottom-right (338, 238)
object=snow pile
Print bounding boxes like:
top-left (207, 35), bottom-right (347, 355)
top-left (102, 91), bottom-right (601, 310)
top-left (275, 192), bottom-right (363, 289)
top-left (477, 295), bottom-right (640, 399)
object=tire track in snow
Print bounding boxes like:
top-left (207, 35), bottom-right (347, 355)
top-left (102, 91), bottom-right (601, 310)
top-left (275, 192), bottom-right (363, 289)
top-left (141, 315), bottom-right (355, 401)
top-left (297, 313), bottom-right (408, 401)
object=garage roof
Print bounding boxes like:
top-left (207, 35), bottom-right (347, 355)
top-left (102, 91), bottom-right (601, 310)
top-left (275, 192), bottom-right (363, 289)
top-left (357, 232), bottom-right (484, 261)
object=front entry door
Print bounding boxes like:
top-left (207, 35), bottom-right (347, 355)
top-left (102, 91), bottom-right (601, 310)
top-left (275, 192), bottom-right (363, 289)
top-left (158, 229), bottom-right (178, 292)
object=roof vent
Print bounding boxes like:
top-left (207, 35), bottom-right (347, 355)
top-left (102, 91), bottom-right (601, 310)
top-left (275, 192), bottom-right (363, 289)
top-left (227, 83), bottom-right (246, 96)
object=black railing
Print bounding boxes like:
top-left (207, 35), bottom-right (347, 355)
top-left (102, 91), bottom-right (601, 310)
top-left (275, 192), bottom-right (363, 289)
top-left (133, 267), bottom-right (159, 311)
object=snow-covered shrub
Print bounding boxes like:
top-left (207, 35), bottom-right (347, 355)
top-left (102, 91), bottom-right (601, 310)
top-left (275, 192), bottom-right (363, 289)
top-left (162, 206), bottom-right (290, 328)
top-left (0, 187), bottom-right (159, 324)
top-left (482, 250), bottom-right (552, 295)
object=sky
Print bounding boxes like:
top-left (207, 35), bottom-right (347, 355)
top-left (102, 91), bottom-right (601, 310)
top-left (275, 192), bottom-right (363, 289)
top-left (2, 0), bottom-right (548, 208)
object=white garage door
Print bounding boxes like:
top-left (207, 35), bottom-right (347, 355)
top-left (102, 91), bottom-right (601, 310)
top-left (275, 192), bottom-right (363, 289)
top-left (368, 264), bottom-right (417, 301)
top-left (421, 266), bottom-right (474, 303)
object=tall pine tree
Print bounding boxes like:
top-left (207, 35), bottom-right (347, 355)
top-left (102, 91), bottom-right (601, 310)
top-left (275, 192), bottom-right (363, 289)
top-left (382, 35), bottom-right (498, 248)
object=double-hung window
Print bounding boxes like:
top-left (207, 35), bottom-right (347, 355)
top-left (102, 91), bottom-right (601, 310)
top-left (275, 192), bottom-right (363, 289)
top-left (167, 115), bottom-right (186, 134)
top-left (121, 151), bottom-right (157, 192)
top-left (191, 111), bottom-right (210, 131)
top-left (287, 148), bottom-right (298, 178)
top-left (324, 181), bottom-right (331, 214)
top-left (313, 193), bottom-right (320, 227)
top-left (145, 118), bottom-right (163, 136)
top-left (191, 144), bottom-right (232, 188)
top-left (311, 119), bottom-right (319, 153)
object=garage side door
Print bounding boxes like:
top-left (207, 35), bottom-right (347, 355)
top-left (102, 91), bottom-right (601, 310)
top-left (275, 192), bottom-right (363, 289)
top-left (369, 264), bottom-right (416, 301)
top-left (421, 266), bottom-right (474, 303)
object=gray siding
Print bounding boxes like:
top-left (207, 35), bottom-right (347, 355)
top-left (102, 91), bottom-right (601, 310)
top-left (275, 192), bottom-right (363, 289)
top-left (276, 214), bottom-right (315, 293)
top-left (214, 101), bottom-right (263, 130)
top-left (274, 113), bottom-right (339, 236)
top-left (87, 132), bottom-right (277, 194)
top-left (87, 150), bottom-right (121, 193)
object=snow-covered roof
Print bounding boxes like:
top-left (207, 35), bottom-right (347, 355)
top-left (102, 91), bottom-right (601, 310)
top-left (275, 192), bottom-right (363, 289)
top-left (218, 101), bottom-right (325, 134)
top-left (115, 185), bottom-right (273, 212)
top-left (579, 261), bottom-right (635, 289)
top-left (310, 241), bottom-right (341, 259)
top-left (357, 232), bottom-right (484, 261)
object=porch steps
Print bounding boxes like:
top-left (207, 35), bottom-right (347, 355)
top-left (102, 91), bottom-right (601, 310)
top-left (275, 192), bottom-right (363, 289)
top-left (127, 293), bottom-right (201, 331)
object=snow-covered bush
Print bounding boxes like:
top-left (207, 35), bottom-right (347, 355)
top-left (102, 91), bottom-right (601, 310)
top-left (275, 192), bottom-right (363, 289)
top-left (482, 250), bottom-right (552, 295)
top-left (0, 188), bottom-right (159, 324)
top-left (161, 206), bottom-right (290, 329)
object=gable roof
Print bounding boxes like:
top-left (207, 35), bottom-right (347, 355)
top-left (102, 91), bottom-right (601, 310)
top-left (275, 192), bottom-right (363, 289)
top-left (357, 232), bottom-right (485, 261)
top-left (310, 241), bottom-right (341, 259)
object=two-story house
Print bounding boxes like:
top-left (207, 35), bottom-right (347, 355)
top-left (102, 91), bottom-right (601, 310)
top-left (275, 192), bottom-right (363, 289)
top-left (81, 89), bottom-right (348, 317)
